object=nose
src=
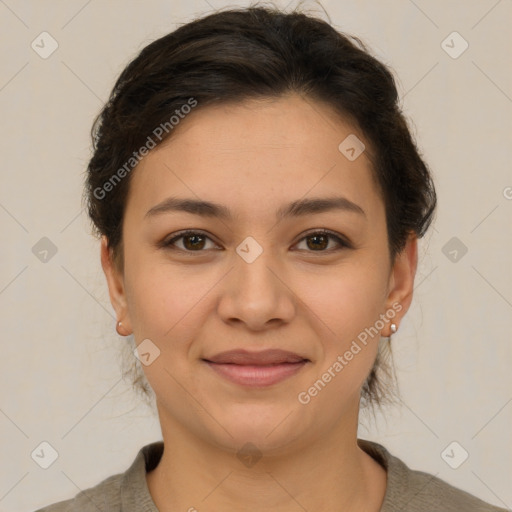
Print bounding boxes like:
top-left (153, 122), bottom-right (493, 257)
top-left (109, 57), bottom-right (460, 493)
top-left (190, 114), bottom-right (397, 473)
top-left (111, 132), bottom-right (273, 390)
top-left (217, 249), bottom-right (296, 331)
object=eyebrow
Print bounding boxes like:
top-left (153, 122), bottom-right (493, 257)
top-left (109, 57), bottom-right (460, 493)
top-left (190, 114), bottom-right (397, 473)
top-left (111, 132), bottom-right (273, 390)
top-left (144, 196), bottom-right (366, 220)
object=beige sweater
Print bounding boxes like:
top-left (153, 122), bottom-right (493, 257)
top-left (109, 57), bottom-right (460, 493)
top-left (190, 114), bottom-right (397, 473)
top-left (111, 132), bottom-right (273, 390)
top-left (34, 439), bottom-right (509, 511)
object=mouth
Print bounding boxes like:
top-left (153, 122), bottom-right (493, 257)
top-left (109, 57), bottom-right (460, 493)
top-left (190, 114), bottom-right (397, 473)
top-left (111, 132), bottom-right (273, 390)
top-left (202, 349), bottom-right (310, 387)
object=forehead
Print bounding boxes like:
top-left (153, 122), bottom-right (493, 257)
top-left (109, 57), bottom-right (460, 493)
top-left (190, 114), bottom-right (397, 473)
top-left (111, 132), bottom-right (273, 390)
top-left (125, 94), bottom-right (384, 224)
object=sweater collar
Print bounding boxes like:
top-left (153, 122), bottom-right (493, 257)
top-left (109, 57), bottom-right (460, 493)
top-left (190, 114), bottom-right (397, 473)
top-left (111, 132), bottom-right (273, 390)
top-left (121, 438), bottom-right (401, 511)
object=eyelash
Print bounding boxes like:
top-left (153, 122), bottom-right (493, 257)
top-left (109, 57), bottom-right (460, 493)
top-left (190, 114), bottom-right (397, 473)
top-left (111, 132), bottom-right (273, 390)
top-left (161, 229), bottom-right (352, 254)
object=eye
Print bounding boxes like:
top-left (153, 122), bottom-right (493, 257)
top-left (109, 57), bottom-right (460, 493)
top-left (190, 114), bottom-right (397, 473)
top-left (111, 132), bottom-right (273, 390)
top-left (161, 229), bottom-right (351, 253)
top-left (162, 230), bottom-right (219, 252)
top-left (294, 230), bottom-right (351, 252)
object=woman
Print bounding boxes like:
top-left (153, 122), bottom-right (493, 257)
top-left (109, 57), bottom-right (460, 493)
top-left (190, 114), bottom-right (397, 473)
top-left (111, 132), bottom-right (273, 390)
top-left (36, 6), bottom-right (507, 512)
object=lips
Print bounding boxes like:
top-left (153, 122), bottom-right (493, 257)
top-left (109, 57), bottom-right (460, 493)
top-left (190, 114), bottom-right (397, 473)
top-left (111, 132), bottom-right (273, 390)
top-left (203, 349), bottom-right (308, 365)
top-left (202, 349), bottom-right (310, 387)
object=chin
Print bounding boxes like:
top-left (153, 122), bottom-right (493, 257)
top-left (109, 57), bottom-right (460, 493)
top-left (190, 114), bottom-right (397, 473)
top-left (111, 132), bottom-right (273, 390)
top-left (207, 405), bottom-right (306, 454)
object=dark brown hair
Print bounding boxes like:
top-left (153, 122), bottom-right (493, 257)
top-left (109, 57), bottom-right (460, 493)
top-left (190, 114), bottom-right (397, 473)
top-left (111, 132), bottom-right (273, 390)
top-left (84, 5), bottom-right (436, 409)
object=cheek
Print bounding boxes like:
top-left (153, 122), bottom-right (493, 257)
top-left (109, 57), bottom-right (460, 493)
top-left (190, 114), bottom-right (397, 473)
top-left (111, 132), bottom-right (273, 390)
top-left (296, 262), bottom-right (388, 338)
top-left (124, 259), bottom-right (223, 366)
top-left (123, 266), bottom-right (208, 404)
top-left (295, 277), bottom-right (387, 408)
top-left (125, 248), bottom-right (389, 346)
top-left (294, 263), bottom-right (389, 393)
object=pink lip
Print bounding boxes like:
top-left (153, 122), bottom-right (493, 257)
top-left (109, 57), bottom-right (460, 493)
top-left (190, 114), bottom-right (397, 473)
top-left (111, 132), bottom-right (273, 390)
top-left (203, 349), bottom-right (310, 387)
top-left (204, 349), bottom-right (307, 365)
top-left (204, 360), bottom-right (308, 387)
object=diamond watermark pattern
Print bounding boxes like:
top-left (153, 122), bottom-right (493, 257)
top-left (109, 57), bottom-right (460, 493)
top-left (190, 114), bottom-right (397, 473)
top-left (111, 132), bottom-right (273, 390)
top-left (237, 442), bottom-right (262, 468)
top-left (338, 134), bottom-right (365, 161)
top-left (442, 236), bottom-right (468, 263)
top-left (31, 31), bottom-right (59, 59)
top-left (441, 31), bottom-right (468, 59)
top-left (236, 236), bottom-right (263, 264)
top-left (31, 441), bottom-right (59, 469)
top-left (441, 441), bottom-right (469, 469)
top-left (32, 237), bottom-right (58, 263)
top-left (134, 338), bottom-right (161, 366)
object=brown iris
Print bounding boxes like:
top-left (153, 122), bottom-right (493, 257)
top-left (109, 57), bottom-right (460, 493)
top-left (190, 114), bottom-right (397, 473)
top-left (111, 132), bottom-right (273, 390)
top-left (306, 234), bottom-right (329, 251)
top-left (183, 234), bottom-right (207, 250)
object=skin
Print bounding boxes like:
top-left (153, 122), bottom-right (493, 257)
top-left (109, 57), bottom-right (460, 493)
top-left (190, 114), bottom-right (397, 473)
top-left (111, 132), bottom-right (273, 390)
top-left (101, 93), bottom-right (417, 512)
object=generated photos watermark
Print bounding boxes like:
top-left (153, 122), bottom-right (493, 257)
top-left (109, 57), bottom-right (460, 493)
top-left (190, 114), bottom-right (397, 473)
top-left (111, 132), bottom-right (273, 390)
top-left (298, 301), bottom-right (402, 404)
top-left (93, 97), bottom-right (198, 200)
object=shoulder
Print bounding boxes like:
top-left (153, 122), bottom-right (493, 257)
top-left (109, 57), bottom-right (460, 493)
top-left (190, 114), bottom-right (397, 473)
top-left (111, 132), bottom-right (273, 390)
top-left (358, 439), bottom-right (510, 512)
top-left (392, 463), bottom-right (509, 512)
top-left (33, 473), bottom-right (123, 512)
top-left (33, 441), bottom-right (163, 512)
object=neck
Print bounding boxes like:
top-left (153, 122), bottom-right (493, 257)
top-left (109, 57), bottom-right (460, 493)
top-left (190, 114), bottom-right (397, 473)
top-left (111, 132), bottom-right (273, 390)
top-left (146, 402), bottom-right (387, 512)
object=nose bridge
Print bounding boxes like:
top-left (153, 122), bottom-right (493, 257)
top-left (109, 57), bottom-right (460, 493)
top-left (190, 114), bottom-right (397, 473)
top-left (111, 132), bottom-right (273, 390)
top-left (218, 239), bottom-right (295, 328)
top-left (237, 246), bottom-right (276, 290)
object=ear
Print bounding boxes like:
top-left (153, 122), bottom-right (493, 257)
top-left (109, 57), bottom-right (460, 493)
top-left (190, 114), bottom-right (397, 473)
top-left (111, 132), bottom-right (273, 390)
top-left (100, 236), bottom-right (132, 335)
top-left (383, 232), bottom-right (418, 336)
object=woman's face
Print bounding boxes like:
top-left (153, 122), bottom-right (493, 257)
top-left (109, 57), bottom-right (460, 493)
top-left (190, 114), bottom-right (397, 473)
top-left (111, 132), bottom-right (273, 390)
top-left (102, 93), bottom-right (417, 454)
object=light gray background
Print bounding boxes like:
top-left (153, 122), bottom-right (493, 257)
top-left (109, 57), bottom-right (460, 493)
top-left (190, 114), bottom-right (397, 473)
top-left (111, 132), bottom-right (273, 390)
top-left (1, 1), bottom-right (511, 511)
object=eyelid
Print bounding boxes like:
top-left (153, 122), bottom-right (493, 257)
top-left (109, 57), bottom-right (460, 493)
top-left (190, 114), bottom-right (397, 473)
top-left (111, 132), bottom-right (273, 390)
top-left (161, 228), bottom-right (352, 252)
top-left (161, 229), bottom-right (221, 251)
top-left (293, 228), bottom-right (352, 250)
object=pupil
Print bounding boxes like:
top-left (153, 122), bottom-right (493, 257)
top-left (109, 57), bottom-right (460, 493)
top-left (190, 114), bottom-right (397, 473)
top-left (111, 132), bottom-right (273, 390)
top-left (308, 234), bottom-right (327, 250)
top-left (185, 235), bottom-right (204, 250)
